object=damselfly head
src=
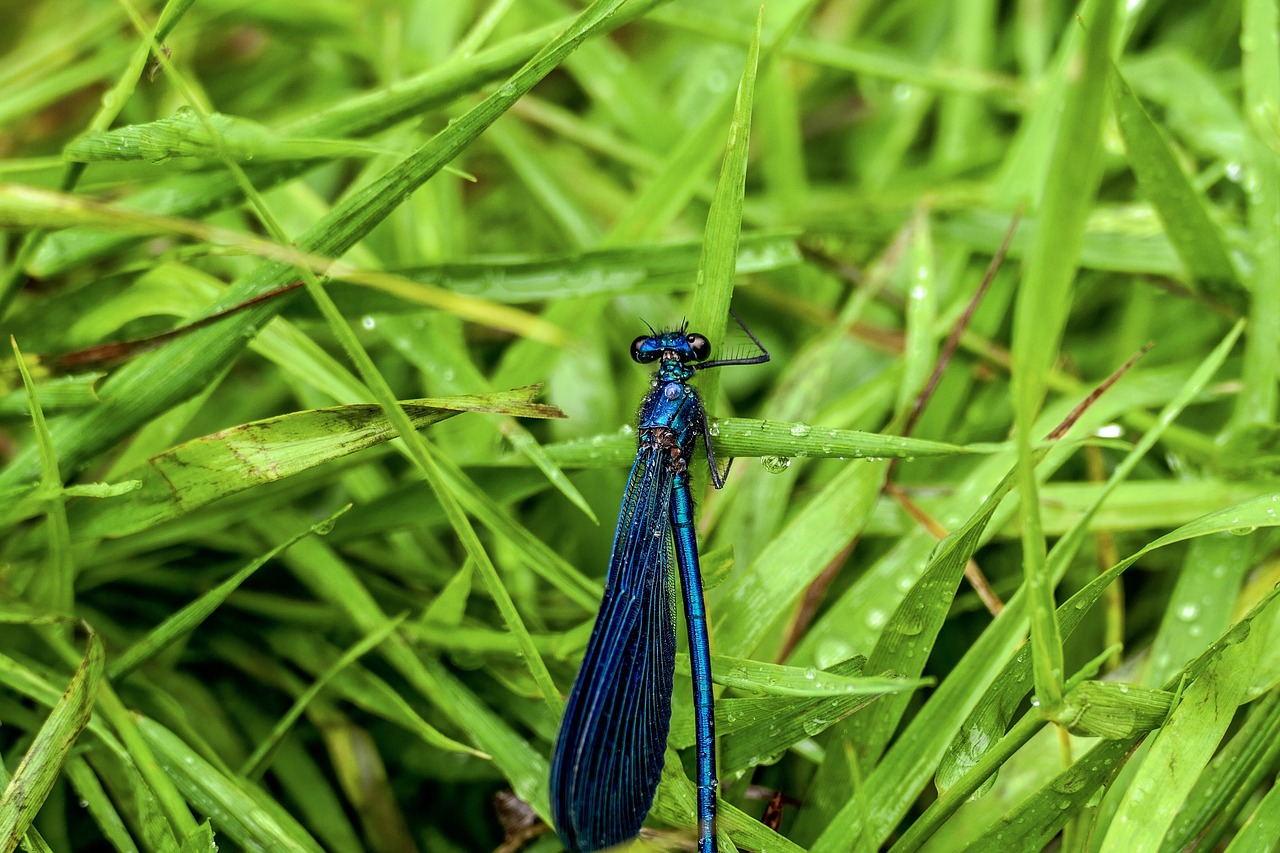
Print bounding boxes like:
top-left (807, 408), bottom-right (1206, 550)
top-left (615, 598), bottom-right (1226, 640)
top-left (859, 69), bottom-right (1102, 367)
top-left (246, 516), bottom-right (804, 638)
top-left (630, 331), bottom-right (711, 364)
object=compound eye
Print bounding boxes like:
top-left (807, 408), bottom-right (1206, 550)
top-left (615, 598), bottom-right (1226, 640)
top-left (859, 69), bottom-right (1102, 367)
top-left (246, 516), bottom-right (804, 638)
top-left (631, 336), bottom-right (658, 363)
top-left (686, 333), bottom-right (710, 361)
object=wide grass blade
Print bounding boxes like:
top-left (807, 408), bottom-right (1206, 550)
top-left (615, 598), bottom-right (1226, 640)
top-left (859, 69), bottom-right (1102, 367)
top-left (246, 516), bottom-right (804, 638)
top-left (0, 631), bottom-right (102, 853)
top-left (70, 388), bottom-right (560, 539)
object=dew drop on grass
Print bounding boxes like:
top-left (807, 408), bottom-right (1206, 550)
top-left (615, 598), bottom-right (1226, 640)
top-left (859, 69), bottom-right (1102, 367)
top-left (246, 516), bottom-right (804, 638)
top-left (760, 455), bottom-right (791, 473)
top-left (802, 716), bottom-right (831, 737)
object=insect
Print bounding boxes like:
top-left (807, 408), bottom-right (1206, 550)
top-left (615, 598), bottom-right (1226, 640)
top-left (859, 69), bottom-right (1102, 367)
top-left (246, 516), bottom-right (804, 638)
top-left (550, 314), bottom-right (770, 853)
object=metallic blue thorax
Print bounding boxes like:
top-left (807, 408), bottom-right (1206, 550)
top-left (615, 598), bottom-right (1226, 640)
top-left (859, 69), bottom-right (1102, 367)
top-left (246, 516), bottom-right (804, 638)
top-left (637, 374), bottom-right (701, 465)
top-left (635, 332), bottom-right (705, 468)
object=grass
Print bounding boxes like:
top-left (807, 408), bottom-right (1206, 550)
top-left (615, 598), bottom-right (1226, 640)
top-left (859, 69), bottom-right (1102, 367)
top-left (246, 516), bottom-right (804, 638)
top-left (1, 1), bottom-right (1278, 851)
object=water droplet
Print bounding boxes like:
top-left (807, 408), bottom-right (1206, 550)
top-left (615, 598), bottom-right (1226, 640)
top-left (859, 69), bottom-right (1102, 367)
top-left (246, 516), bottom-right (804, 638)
top-left (1177, 603), bottom-right (1199, 621)
top-left (898, 610), bottom-right (925, 636)
top-left (802, 716), bottom-right (831, 736)
top-left (760, 455), bottom-right (791, 473)
top-left (865, 609), bottom-right (888, 629)
top-left (790, 423), bottom-right (811, 437)
top-left (361, 315), bottom-right (376, 330)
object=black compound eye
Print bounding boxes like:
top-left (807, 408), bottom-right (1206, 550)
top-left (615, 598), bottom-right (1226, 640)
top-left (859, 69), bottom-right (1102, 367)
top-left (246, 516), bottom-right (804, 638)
top-left (631, 336), bottom-right (658, 363)
top-left (686, 333), bottom-right (710, 361)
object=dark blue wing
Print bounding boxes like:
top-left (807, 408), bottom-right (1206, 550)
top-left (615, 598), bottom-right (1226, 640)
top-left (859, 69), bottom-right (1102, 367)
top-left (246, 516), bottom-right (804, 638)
top-left (550, 446), bottom-right (678, 852)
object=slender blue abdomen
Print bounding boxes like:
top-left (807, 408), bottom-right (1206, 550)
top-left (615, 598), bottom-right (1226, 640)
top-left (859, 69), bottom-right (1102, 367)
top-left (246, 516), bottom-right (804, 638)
top-left (549, 382), bottom-right (702, 852)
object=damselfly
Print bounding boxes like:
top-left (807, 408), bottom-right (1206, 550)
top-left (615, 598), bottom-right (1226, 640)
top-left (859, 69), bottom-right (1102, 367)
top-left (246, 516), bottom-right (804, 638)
top-left (550, 314), bottom-right (769, 853)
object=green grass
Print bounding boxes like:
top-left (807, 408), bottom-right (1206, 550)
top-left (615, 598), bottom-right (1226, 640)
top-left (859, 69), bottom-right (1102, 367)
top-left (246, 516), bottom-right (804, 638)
top-left (2, 1), bottom-right (1279, 851)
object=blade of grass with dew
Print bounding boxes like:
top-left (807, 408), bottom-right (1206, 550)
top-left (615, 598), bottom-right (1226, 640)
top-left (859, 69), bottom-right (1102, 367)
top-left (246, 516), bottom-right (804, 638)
top-left (9, 338), bottom-right (73, 616)
top-left (1111, 65), bottom-right (1241, 302)
top-left (711, 454), bottom-right (890, 658)
top-left (1161, 689), bottom-right (1280, 851)
top-left (674, 653), bottom-right (929, 698)
top-left (687, 7), bottom-right (761, 394)
top-left (1144, 535), bottom-right (1255, 689)
top-left (536, 419), bottom-right (980, 468)
top-left (1233, 0), bottom-right (1280, 430)
top-left (64, 111), bottom-right (403, 164)
top-left (388, 232), bottom-right (800, 301)
top-left (69, 389), bottom-right (558, 538)
top-left (717, 223), bottom-right (915, 567)
top-left (895, 209), bottom-right (939, 414)
top-left (1011, 0), bottom-right (1116, 715)
top-left (0, 630), bottom-right (102, 853)
top-left (134, 717), bottom-right (325, 853)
